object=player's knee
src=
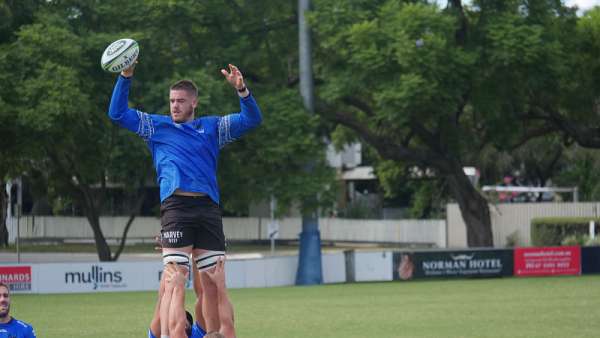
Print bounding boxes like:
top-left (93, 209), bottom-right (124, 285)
top-left (163, 250), bottom-right (190, 270)
top-left (194, 250), bottom-right (225, 271)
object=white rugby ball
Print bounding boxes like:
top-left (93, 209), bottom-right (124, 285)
top-left (101, 38), bottom-right (139, 73)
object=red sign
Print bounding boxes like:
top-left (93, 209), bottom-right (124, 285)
top-left (0, 266), bottom-right (32, 291)
top-left (514, 246), bottom-right (580, 276)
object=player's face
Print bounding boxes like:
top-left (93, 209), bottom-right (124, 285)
top-left (170, 90), bottom-right (197, 123)
top-left (0, 286), bottom-right (10, 318)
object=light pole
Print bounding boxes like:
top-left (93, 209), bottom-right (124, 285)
top-left (296, 0), bottom-right (323, 285)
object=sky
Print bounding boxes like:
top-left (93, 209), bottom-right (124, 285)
top-left (435, 0), bottom-right (599, 13)
top-left (565, 0), bottom-right (600, 11)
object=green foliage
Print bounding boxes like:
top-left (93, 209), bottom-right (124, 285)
top-left (408, 180), bottom-right (445, 218)
top-left (0, 0), bottom-right (333, 221)
top-left (554, 146), bottom-right (600, 201)
top-left (586, 236), bottom-right (600, 246)
top-left (561, 234), bottom-right (587, 246)
top-left (219, 89), bottom-right (336, 216)
top-left (339, 198), bottom-right (380, 219)
top-left (0, 0), bottom-right (337, 257)
top-left (505, 231), bottom-right (519, 248)
top-left (531, 217), bottom-right (599, 246)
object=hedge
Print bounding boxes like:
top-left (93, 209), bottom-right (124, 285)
top-left (530, 217), bottom-right (600, 246)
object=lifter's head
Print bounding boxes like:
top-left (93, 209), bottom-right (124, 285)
top-left (169, 79), bottom-right (198, 123)
top-left (185, 310), bottom-right (193, 337)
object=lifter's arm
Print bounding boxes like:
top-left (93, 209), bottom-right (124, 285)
top-left (192, 255), bottom-right (207, 330)
top-left (167, 264), bottom-right (189, 338)
top-left (207, 258), bottom-right (236, 338)
top-left (149, 272), bottom-right (166, 337)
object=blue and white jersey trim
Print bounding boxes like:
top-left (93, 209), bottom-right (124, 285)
top-left (137, 110), bottom-right (155, 140)
top-left (218, 115), bottom-right (235, 148)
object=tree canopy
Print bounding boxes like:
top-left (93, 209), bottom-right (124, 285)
top-left (0, 0), bottom-right (334, 259)
top-left (0, 0), bottom-right (599, 254)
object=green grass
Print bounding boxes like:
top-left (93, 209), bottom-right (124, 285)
top-left (9, 275), bottom-right (600, 338)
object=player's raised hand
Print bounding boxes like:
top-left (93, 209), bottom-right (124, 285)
top-left (165, 263), bottom-right (188, 286)
top-left (206, 257), bottom-right (226, 287)
top-left (121, 60), bottom-right (138, 78)
top-left (220, 64), bottom-right (245, 90)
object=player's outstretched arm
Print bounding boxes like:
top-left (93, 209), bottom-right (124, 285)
top-left (107, 62), bottom-right (151, 137)
top-left (217, 64), bottom-right (262, 148)
top-left (207, 258), bottom-right (236, 338)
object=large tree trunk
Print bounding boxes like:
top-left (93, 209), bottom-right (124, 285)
top-left (78, 187), bottom-right (112, 261)
top-left (445, 164), bottom-right (493, 247)
top-left (111, 189), bottom-right (147, 261)
top-left (85, 212), bottom-right (112, 261)
top-left (0, 179), bottom-right (8, 247)
top-left (320, 100), bottom-right (494, 247)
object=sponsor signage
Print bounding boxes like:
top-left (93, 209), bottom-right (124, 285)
top-left (582, 246), bottom-right (600, 274)
top-left (393, 249), bottom-right (513, 280)
top-left (0, 266), bottom-right (32, 292)
top-left (514, 246), bottom-right (580, 276)
top-left (36, 262), bottom-right (148, 293)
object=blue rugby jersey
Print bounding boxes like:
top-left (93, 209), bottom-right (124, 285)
top-left (108, 75), bottom-right (262, 204)
top-left (148, 322), bottom-right (206, 338)
top-left (0, 318), bottom-right (36, 338)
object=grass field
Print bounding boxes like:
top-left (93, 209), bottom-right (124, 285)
top-left (8, 275), bottom-right (600, 338)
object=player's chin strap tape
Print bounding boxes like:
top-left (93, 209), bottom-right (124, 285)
top-left (163, 251), bottom-right (190, 270)
top-left (195, 251), bottom-right (225, 271)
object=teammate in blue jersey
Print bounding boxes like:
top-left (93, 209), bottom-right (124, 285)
top-left (0, 283), bottom-right (36, 338)
top-left (109, 61), bottom-right (262, 333)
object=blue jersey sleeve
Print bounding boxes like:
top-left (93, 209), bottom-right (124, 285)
top-left (192, 322), bottom-right (206, 337)
top-left (148, 328), bottom-right (157, 338)
top-left (108, 75), bottom-right (155, 141)
top-left (217, 93), bottom-right (262, 148)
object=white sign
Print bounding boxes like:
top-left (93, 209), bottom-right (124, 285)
top-left (267, 221), bottom-right (280, 239)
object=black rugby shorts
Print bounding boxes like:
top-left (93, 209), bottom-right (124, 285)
top-left (160, 195), bottom-right (225, 251)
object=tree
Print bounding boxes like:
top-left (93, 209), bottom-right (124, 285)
top-left (0, 0), bottom-right (43, 247)
top-left (0, 3), bottom-right (155, 260)
top-left (309, 0), bottom-right (581, 246)
top-left (517, 8), bottom-right (600, 149)
top-left (0, 0), bottom-right (335, 259)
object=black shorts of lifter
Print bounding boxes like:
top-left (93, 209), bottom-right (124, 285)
top-left (160, 195), bottom-right (225, 251)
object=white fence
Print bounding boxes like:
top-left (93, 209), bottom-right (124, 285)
top-left (0, 250), bottom-right (395, 294)
top-left (0, 251), bottom-right (349, 294)
top-left (447, 202), bottom-right (600, 247)
top-left (6, 216), bottom-right (447, 247)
